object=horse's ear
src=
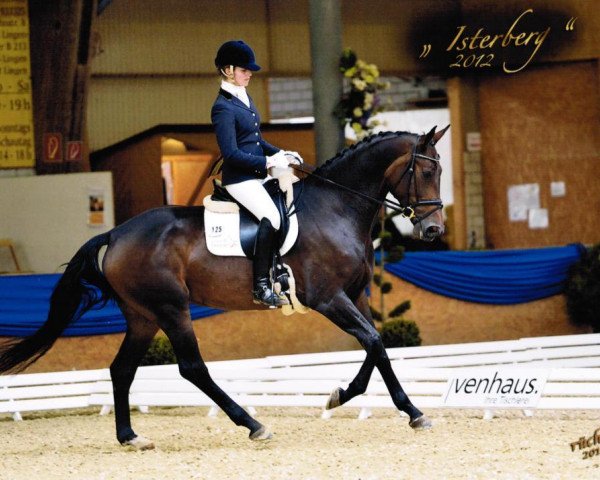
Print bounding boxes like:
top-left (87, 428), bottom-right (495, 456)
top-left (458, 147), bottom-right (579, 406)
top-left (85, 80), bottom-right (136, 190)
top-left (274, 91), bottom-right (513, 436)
top-left (420, 126), bottom-right (437, 147)
top-left (432, 124), bottom-right (450, 145)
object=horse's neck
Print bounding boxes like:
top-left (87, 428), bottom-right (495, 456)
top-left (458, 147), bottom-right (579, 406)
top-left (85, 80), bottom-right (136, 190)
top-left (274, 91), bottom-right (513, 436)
top-left (326, 142), bottom-right (402, 201)
top-left (304, 148), bottom-right (395, 236)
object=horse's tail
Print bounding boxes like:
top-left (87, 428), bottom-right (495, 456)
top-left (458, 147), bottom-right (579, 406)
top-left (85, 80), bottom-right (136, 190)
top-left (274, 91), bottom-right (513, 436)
top-left (0, 232), bottom-right (114, 374)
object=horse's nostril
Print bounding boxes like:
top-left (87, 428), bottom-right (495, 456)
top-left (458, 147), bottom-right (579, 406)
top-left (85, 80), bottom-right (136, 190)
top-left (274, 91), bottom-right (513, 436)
top-left (425, 226), bottom-right (441, 237)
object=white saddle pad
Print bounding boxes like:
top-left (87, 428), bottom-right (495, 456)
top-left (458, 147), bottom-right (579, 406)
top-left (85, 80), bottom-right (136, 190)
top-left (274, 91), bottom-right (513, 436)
top-left (204, 205), bottom-right (298, 257)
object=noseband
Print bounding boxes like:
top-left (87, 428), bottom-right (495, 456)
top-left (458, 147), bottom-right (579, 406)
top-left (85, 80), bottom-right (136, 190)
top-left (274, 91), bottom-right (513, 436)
top-left (289, 138), bottom-right (443, 223)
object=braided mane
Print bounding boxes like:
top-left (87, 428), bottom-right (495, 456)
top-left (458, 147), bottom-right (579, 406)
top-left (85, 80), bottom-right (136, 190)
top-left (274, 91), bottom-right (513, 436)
top-left (313, 130), bottom-right (417, 175)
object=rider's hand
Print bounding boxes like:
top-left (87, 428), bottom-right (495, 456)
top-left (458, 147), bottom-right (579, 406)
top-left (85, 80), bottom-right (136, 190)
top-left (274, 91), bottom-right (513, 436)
top-left (266, 151), bottom-right (290, 169)
top-left (283, 151), bottom-right (303, 165)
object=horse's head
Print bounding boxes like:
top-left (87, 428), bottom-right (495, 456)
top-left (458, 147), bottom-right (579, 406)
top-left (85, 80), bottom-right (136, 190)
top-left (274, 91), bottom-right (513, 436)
top-left (385, 125), bottom-right (449, 242)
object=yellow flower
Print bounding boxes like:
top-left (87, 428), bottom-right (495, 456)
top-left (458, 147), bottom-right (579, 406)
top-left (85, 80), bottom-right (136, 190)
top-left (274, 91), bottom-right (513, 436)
top-left (363, 74), bottom-right (375, 83)
top-left (351, 122), bottom-right (363, 133)
top-left (344, 67), bottom-right (357, 77)
top-left (352, 78), bottom-right (367, 91)
top-left (353, 107), bottom-right (363, 118)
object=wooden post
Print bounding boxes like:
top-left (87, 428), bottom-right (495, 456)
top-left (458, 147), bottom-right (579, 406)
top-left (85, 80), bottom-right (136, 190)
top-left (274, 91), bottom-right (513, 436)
top-left (446, 77), bottom-right (481, 250)
top-left (29, 0), bottom-right (96, 174)
top-left (309, 0), bottom-right (344, 165)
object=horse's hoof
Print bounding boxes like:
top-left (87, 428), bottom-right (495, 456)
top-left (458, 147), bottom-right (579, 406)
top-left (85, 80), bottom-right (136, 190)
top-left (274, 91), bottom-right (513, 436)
top-left (409, 415), bottom-right (433, 431)
top-left (325, 387), bottom-right (343, 410)
top-left (249, 425), bottom-right (272, 441)
top-left (122, 435), bottom-right (155, 450)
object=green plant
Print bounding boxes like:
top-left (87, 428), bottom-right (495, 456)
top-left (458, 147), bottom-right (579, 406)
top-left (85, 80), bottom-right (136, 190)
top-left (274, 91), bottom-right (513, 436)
top-left (140, 335), bottom-right (177, 366)
top-left (565, 244), bottom-right (600, 333)
top-left (371, 209), bottom-right (409, 323)
top-left (380, 318), bottom-right (422, 348)
top-left (388, 300), bottom-right (411, 318)
top-left (369, 208), bottom-right (422, 347)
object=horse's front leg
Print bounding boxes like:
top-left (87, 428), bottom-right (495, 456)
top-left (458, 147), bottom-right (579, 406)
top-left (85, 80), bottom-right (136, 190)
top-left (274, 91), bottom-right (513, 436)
top-left (318, 291), bottom-right (431, 429)
top-left (356, 291), bottom-right (432, 429)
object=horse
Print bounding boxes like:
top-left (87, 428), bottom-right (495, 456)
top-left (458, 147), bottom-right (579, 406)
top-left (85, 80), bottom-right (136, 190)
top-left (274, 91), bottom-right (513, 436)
top-left (0, 126), bottom-right (449, 449)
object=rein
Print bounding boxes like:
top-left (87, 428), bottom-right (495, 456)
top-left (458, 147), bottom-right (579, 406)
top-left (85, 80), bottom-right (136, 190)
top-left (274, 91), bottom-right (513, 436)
top-left (289, 145), bottom-right (443, 223)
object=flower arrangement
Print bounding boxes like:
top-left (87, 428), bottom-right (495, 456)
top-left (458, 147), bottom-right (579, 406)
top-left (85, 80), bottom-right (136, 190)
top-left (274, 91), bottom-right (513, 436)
top-left (334, 48), bottom-right (390, 140)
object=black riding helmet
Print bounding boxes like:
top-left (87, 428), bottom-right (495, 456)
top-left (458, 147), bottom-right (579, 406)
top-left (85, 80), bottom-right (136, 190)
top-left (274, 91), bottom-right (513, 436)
top-left (214, 40), bottom-right (261, 71)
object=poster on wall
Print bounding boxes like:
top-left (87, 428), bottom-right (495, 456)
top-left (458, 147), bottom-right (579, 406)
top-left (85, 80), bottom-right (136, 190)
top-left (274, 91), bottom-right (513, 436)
top-left (0, 0), bottom-right (35, 168)
top-left (87, 188), bottom-right (105, 226)
top-left (507, 183), bottom-right (540, 222)
top-left (528, 207), bottom-right (549, 229)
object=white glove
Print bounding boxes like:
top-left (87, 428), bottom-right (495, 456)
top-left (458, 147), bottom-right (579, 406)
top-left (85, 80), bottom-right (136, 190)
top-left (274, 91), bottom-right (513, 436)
top-left (266, 150), bottom-right (290, 169)
top-left (283, 150), bottom-right (304, 165)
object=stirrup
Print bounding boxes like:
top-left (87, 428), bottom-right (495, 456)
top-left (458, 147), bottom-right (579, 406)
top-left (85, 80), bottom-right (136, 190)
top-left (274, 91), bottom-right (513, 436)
top-left (253, 281), bottom-right (289, 308)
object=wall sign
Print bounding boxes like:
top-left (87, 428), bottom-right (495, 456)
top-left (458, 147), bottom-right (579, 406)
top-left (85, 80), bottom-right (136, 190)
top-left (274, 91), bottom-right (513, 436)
top-left (0, 0), bottom-right (35, 168)
top-left (43, 132), bottom-right (62, 163)
top-left (466, 132), bottom-right (481, 152)
top-left (88, 187), bottom-right (105, 226)
top-left (67, 140), bottom-right (83, 162)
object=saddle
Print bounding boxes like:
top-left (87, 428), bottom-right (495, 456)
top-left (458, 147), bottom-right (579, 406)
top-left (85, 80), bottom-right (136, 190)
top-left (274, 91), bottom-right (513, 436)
top-left (208, 178), bottom-right (292, 258)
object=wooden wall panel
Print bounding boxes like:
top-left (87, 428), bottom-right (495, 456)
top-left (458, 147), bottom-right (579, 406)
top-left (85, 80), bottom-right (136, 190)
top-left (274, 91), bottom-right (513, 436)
top-left (88, 76), bottom-right (269, 150)
top-left (93, 135), bottom-right (163, 224)
top-left (93, 0), bottom-right (599, 77)
top-left (262, 129), bottom-right (316, 166)
top-left (166, 154), bottom-right (215, 206)
top-left (479, 61), bottom-right (600, 249)
top-left (268, 0), bottom-right (461, 75)
top-left (266, 0), bottom-right (310, 74)
top-left (93, 0), bottom-right (270, 74)
top-left (341, 0), bottom-right (460, 74)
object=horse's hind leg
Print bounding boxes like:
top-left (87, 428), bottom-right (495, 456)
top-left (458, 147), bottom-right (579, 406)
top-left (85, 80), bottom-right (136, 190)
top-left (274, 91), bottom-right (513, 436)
top-left (110, 303), bottom-right (159, 449)
top-left (318, 291), bottom-right (429, 429)
top-left (158, 308), bottom-right (271, 440)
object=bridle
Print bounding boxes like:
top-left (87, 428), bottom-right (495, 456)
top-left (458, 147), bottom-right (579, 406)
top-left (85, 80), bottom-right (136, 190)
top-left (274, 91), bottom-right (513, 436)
top-left (288, 137), bottom-right (443, 224)
top-left (386, 140), bottom-right (443, 224)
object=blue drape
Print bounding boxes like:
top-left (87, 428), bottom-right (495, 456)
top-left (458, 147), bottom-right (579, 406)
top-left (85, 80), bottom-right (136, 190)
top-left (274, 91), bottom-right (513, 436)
top-left (0, 274), bottom-right (222, 337)
top-left (384, 244), bottom-right (584, 305)
top-left (0, 244), bottom-right (585, 337)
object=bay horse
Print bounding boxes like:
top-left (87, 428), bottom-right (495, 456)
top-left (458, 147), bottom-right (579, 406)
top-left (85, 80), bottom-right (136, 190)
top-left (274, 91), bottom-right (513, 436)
top-left (0, 126), bottom-right (449, 449)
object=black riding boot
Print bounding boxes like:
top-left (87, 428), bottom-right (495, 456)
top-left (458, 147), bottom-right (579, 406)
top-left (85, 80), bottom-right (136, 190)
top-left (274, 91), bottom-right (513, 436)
top-left (253, 218), bottom-right (288, 307)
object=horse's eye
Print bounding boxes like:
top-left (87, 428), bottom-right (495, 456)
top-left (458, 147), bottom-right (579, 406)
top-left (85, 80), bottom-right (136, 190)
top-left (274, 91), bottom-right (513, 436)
top-left (423, 170), bottom-right (434, 179)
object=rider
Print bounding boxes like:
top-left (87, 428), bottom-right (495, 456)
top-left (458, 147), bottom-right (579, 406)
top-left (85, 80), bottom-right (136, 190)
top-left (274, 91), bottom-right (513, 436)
top-left (211, 40), bottom-right (302, 307)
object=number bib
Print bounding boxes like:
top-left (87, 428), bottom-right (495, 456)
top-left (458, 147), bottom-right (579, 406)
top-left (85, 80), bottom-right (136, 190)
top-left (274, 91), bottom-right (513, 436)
top-left (203, 207), bottom-right (298, 258)
top-left (204, 210), bottom-right (246, 256)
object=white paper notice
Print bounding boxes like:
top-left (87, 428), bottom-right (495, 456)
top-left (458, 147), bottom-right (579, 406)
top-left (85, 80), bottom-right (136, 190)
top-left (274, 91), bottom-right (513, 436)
top-left (528, 208), bottom-right (549, 229)
top-left (507, 183), bottom-right (540, 221)
top-left (550, 181), bottom-right (566, 197)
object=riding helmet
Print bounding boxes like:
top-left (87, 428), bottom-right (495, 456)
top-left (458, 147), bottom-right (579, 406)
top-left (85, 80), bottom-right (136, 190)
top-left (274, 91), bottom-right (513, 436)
top-left (214, 40), bottom-right (261, 71)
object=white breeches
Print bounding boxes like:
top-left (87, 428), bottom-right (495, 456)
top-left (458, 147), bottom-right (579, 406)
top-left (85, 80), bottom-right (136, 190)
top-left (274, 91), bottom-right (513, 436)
top-left (225, 179), bottom-right (281, 230)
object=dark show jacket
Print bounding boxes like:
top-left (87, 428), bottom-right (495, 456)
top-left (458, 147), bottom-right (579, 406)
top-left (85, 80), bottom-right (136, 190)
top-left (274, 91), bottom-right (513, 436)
top-left (211, 88), bottom-right (280, 186)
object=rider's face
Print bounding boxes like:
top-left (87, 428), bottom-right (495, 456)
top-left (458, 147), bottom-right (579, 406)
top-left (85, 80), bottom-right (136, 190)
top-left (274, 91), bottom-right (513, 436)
top-left (226, 66), bottom-right (252, 87)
